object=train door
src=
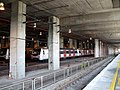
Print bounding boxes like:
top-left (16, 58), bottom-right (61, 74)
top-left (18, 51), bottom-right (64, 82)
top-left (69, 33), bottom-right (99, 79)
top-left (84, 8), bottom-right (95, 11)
top-left (73, 50), bottom-right (75, 57)
top-left (71, 50), bottom-right (73, 57)
top-left (60, 49), bottom-right (64, 58)
top-left (76, 49), bottom-right (80, 56)
top-left (64, 50), bottom-right (66, 58)
top-left (42, 49), bottom-right (48, 60)
top-left (69, 50), bottom-right (71, 57)
top-left (5, 49), bottom-right (9, 60)
top-left (40, 48), bottom-right (48, 60)
top-left (66, 50), bottom-right (69, 57)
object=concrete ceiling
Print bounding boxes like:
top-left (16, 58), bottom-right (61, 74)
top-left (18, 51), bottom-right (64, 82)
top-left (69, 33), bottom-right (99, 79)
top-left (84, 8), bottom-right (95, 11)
top-left (1, 0), bottom-right (120, 47)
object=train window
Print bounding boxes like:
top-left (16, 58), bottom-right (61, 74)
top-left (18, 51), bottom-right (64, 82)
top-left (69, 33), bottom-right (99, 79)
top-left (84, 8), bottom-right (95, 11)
top-left (60, 51), bottom-right (64, 54)
top-left (29, 51), bottom-right (33, 54)
top-left (71, 51), bottom-right (73, 53)
top-left (75, 51), bottom-right (77, 53)
top-left (33, 49), bottom-right (40, 55)
top-left (79, 51), bottom-right (81, 53)
top-left (43, 50), bottom-right (45, 55)
top-left (0, 48), bottom-right (7, 55)
top-left (66, 51), bottom-right (69, 53)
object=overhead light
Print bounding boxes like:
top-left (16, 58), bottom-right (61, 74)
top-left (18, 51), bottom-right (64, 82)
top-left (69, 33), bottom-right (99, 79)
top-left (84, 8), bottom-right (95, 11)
top-left (0, 2), bottom-right (5, 10)
top-left (90, 37), bottom-right (92, 40)
top-left (68, 40), bottom-right (69, 43)
top-left (2, 36), bottom-right (5, 39)
top-left (39, 32), bottom-right (42, 35)
top-left (32, 38), bottom-right (34, 41)
top-left (33, 23), bottom-right (36, 28)
top-left (68, 28), bottom-right (71, 33)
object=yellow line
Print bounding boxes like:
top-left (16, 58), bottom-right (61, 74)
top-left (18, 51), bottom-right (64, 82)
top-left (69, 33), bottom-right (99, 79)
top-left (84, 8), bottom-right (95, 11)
top-left (110, 61), bottom-right (120, 90)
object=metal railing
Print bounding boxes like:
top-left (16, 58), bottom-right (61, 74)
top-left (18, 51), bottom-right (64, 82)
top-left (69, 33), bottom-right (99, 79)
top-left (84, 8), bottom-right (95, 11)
top-left (0, 57), bottom-right (110, 90)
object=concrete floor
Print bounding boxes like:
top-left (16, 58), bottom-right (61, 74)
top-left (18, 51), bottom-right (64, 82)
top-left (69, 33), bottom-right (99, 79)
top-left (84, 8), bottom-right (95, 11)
top-left (83, 54), bottom-right (120, 90)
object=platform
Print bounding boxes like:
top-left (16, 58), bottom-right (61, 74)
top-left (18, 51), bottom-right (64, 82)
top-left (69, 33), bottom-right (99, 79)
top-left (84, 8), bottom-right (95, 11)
top-left (83, 54), bottom-right (120, 90)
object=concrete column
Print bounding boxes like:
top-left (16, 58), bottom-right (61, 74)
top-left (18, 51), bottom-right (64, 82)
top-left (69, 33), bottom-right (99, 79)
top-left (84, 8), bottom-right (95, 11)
top-left (37, 40), bottom-right (40, 47)
top-left (99, 41), bottom-right (102, 57)
top-left (106, 45), bottom-right (109, 55)
top-left (84, 42), bottom-right (87, 49)
top-left (48, 16), bottom-right (60, 70)
top-left (103, 44), bottom-right (105, 57)
top-left (69, 38), bottom-right (73, 48)
top-left (94, 39), bottom-right (99, 57)
top-left (60, 37), bottom-right (64, 48)
top-left (87, 40), bottom-right (90, 49)
top-left (10, 1), bottom-right (26, 79)
top-left (103, 43), bottom-right (108, 57)
top-left (74, 40), bottom-right (77, 49)
top-left (101, 42), bottom-right (104, 57)
top-left (102, 43), bottom-right (104, 57)
top-left (80, 42), bottom-right (83, 49)
top-left (108, 46), bottom-right (114, 55)
top-left (79, 42), bottom-right (82, 49)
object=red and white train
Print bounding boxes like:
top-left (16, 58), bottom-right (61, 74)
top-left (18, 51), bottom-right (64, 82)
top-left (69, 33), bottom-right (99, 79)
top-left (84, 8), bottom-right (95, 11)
top-left (0, 48), bottom-right (94, 61)
top-left (31, 48), bottom-right (94, 60)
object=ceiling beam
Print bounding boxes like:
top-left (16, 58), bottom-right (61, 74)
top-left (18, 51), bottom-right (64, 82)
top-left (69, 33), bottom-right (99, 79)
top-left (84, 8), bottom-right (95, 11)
top-left (60, 10), bottom-right (120, 26)
top-left (61, 24), bottom-right (120, 32)
top-left (112, 0), bottom-right (120, 8)
top-left (28, 0), bottom-right (55, 6)
top-left (61, 19), bottom-right (120, 27)
top-left (108, 42), bottom-right (120, 44)
top-left (29, 5), bottom-right (69, 14)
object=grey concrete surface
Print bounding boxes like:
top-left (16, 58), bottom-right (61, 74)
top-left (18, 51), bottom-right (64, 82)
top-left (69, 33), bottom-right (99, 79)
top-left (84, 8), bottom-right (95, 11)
top-left (83, 54), bottom-right (120, 90)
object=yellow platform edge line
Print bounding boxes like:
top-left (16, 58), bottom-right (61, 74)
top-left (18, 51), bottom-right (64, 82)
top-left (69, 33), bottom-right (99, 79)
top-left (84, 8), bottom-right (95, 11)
top-left (110, 61), bottom-right (120, 90)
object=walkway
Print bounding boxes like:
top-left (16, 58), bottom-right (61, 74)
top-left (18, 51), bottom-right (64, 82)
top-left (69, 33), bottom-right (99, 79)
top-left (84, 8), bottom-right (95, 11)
top-left (83, 54), bottom-right (120, 90)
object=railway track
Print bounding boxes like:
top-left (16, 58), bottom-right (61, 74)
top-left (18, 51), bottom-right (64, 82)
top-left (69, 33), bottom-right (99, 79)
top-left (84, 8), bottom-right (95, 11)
top-left (0, 56), bottom-right (94, 76)
top-left (0, 56), bottom-right (113, 90)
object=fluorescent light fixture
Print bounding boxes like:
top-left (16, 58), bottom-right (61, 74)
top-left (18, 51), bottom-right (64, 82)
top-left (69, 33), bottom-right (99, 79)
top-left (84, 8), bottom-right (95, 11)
top-left (68, 28), bottom-right (71, 33)
top-left (2, 36), bottom-right (5, 39)
top-left (32, 38), bottom-right (34, 41)
top-left (90, 37), bottom-right (92, 40)
top-left (33, 23), bottom-right (36, 28)
top-left (39, 32), bottom-right (42, 35)
top-left (0, 2), bottom-right (5, 10)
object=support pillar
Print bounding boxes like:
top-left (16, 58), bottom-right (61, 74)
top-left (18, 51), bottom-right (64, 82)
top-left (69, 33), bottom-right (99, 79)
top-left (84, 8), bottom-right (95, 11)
top-left (101, 43), bottom-right (104, 57)
top-left (48, 16), bottom-right (60, 70)
top-left (69, 38), bottom-right (73, 48)
top-left (83, 41), bottom-right (87, 49)
top-left (10, 1), bottom-right (26, 79)
top-left (80, 41), bottom-right (83, 49)
top-left (99, 41), bottom-right (103, 57)
top-left (60, 37), bottom-right (64, 48)
top-left (103, 43), bottom-right (108, 57)
top-left (94, 39), bottom-right (99, 57)
top-left (108, 46), bottom-right (113, 55)
top-left (74, 40), bottom-right (77, 49)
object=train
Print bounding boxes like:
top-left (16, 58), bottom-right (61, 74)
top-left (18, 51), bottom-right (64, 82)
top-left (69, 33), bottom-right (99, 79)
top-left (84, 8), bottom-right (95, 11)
top-left (0, 48), bottom-right (9, 60)
top-left (31, 48), bottom-right (94, 60)
top-left (0, 48), bottom-right (33, 61)
top-left (0, 48), bottom-right (94, 61)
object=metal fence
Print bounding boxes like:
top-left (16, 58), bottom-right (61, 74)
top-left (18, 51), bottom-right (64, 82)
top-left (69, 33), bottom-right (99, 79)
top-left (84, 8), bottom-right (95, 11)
top-left (0, 57), bottom-right (110, 90)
